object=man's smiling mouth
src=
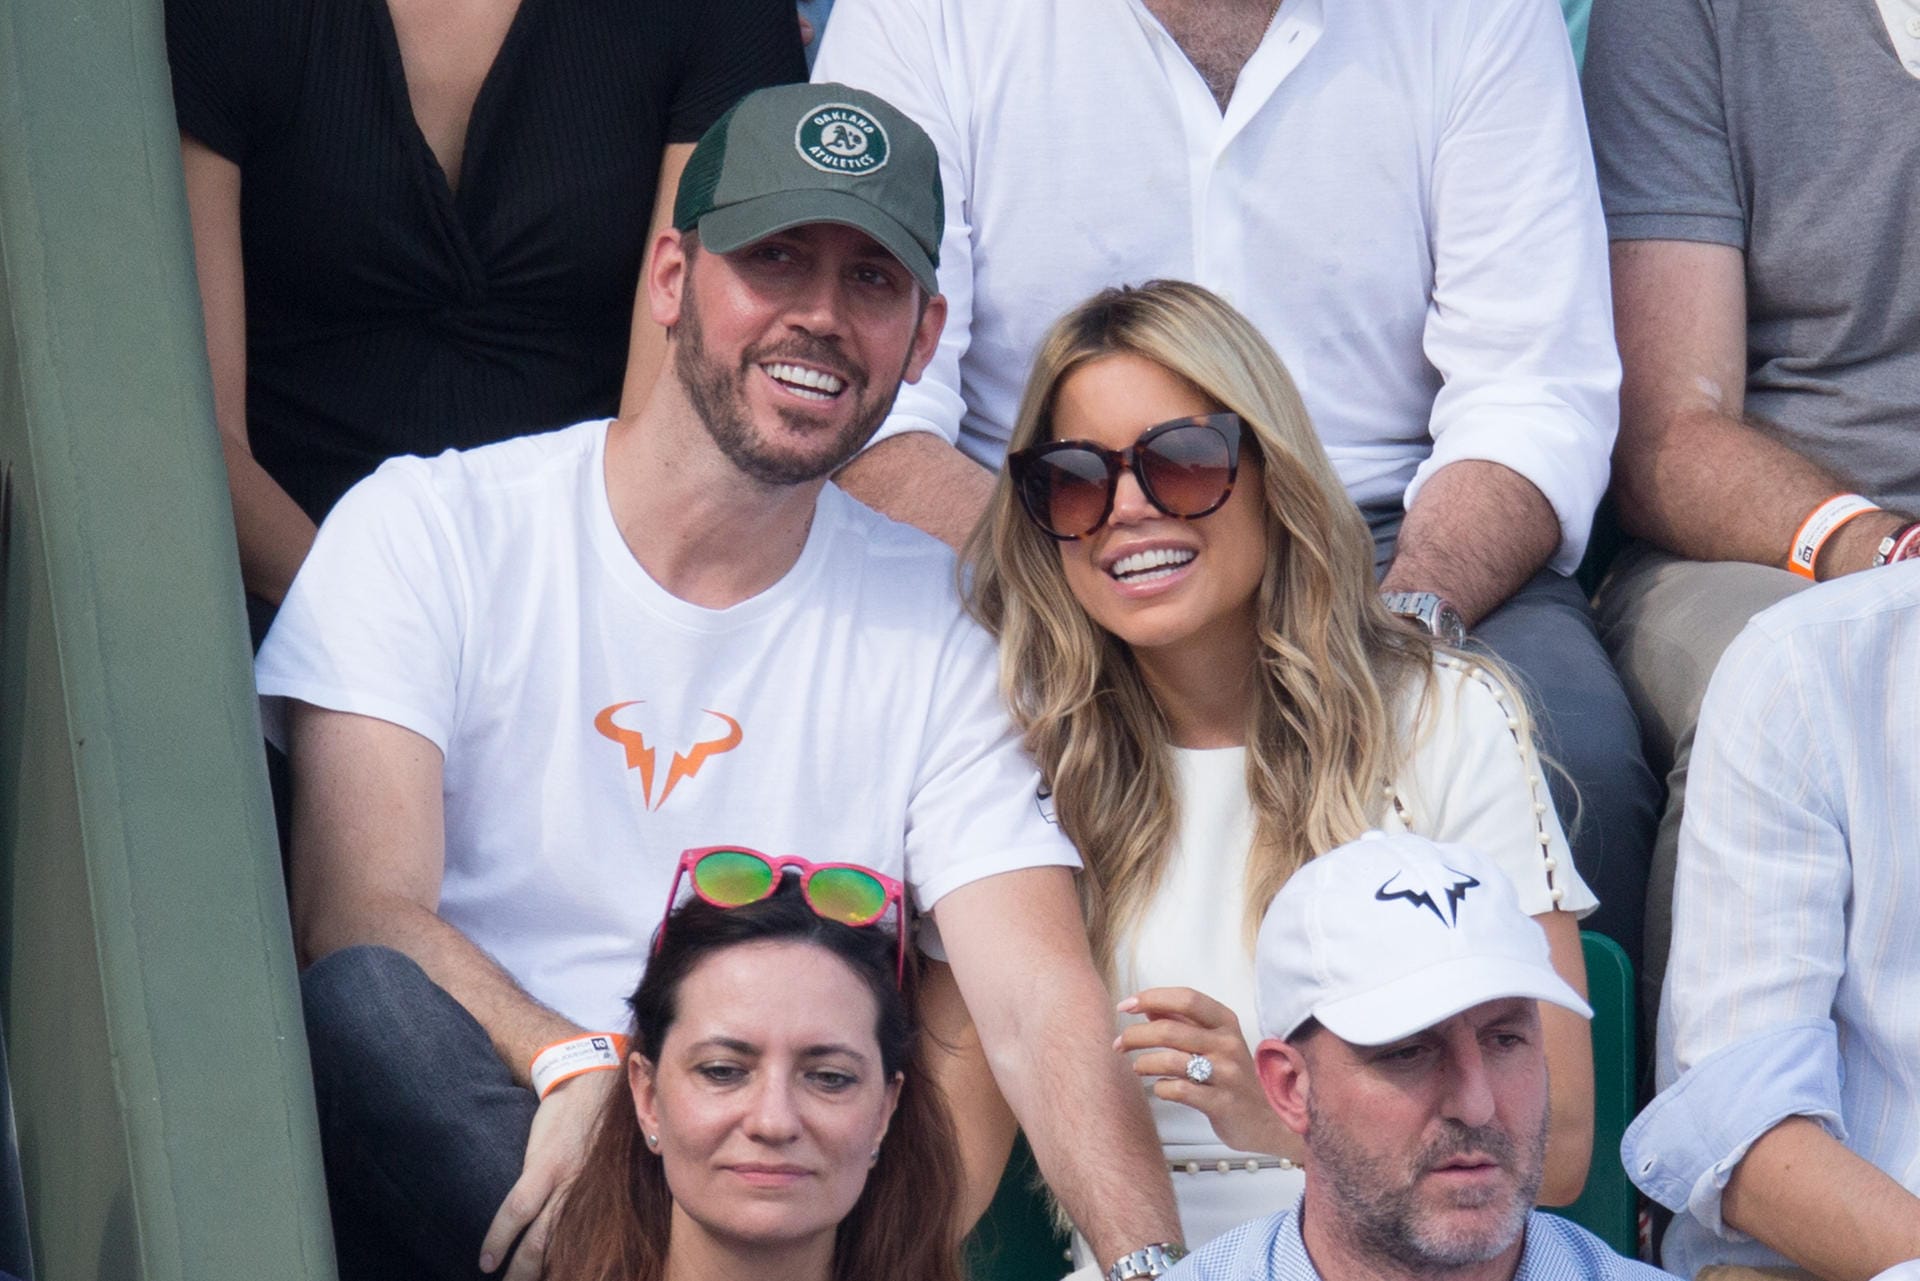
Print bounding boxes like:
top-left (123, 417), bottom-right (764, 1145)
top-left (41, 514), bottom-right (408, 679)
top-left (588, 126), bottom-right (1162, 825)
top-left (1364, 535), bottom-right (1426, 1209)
top-left (762, 361), bottom-right (848, 401)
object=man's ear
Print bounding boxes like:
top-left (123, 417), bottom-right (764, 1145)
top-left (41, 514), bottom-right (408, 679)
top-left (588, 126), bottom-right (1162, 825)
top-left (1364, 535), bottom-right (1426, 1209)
top-left (1255, 1038), bottom-right (1312, 1139)
top-left (648, 228), bottom-right (691, 330)
top-left (902, 291), bottom-right (948, 385)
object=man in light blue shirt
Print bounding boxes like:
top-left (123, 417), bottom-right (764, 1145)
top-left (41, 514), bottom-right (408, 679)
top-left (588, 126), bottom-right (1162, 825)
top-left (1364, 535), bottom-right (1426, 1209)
top-left (1625, 561), bottom-right (1920, 1280)
top-left (1171, 833), bottom-right (1662, 1281)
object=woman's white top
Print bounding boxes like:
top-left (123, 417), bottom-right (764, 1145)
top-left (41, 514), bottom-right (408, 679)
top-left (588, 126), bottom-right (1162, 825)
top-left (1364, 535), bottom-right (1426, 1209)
top-left (1092, 654), bottom-right (1599, 1258)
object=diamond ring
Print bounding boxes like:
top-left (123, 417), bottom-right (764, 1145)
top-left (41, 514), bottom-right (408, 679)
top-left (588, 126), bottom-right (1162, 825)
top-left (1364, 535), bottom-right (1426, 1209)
top-left (1185, 1053), bottom-right (1215, 1084)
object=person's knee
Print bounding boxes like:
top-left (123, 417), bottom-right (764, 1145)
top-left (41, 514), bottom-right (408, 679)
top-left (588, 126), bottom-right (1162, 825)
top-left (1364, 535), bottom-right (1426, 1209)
top-left (1597, 549), bottom-right (1810, 772)
top-left (1597, 549), bottom-right (1807, 688)
top-left (302, 945), bottom-right (446, 1086)
top-left (304, 944), bottom-right (429, 1023)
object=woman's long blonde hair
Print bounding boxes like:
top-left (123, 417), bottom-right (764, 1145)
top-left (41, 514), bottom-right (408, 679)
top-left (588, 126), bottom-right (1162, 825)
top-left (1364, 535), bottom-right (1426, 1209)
top-left (966, 280), bottom-right (1441, 964)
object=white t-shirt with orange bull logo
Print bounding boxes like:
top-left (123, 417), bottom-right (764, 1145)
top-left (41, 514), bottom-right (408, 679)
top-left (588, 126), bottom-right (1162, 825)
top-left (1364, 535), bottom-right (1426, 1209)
top-left (257, 418), bottom-right (1077, 1032)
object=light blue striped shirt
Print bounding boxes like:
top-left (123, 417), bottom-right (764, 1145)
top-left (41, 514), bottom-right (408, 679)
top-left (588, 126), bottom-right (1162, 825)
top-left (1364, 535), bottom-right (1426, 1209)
top-left (1166, 1201), bottom-right (1668, 1280)
top-left (1625, 561), bottom-right (1920, 1278)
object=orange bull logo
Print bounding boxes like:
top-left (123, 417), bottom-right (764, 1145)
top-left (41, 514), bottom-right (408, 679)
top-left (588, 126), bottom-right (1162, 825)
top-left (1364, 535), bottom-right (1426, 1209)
top-left (594, 701), bottom-right (743, 810)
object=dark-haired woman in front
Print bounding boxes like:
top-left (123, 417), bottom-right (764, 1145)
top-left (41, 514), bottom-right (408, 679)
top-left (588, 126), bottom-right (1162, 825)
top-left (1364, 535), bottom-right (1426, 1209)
top-left (542, 853), bottom-right (963, 1281)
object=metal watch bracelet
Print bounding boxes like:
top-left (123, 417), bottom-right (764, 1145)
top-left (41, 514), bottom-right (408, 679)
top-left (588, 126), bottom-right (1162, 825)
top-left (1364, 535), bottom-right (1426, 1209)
top-left (1379, 590), bottom-right (1468, 648)
top-left (1106, 1242), bottom-right (1189, 1280)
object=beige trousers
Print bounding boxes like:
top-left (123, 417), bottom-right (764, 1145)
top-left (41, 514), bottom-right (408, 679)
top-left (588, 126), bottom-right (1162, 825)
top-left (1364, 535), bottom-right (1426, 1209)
top-left (1590, 543), bottom-right (1810, 1018)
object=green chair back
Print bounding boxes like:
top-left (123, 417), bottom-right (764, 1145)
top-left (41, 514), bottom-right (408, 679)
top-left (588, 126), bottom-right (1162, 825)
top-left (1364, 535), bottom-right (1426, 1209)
top-left (1550, 931), bottom-right (1639, 1256)
top-left (966, 1135), bottom-right (1072, 1281)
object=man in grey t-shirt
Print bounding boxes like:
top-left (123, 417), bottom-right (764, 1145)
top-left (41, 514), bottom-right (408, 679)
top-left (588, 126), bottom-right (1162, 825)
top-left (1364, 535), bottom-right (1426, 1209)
top-left (1582, 0), bottom-right (1920, 1013)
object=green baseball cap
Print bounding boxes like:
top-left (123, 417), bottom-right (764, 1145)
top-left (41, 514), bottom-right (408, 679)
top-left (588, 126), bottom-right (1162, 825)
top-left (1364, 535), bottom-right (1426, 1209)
top-left (673, 82), bottom-right (944, 296)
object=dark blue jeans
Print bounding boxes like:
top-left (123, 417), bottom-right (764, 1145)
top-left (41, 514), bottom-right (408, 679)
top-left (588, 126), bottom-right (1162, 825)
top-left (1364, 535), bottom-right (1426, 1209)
top-left (1367, 510), bottom-right (1659, 973)
top-left (302, 947), bottom-right (537, 1281)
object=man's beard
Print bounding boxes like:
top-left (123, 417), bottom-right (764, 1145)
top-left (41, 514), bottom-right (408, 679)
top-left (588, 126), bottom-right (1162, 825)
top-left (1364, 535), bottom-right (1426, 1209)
top-left (1306, 1097), bottom-right (1545, 1272)
top-left (672, 276), bottom-right (898, 487)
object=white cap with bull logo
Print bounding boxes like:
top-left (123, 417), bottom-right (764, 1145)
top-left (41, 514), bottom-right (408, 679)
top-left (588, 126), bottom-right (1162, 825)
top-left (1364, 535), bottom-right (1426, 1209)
top-left (1254, 831), bottom-right (1592, 1045)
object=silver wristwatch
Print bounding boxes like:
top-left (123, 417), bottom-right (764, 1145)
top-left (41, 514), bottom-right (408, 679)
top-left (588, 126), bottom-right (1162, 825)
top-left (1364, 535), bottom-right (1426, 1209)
top-left (1380, 590), bottom-right (1468, 647)
top-left (1106, 1243), bottom-right (1189, 1281)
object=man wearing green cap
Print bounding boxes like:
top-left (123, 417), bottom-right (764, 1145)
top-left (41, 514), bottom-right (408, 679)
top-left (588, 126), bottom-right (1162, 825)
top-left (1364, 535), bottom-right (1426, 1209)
top-left (254, 81), bottom-right (1180, 1281)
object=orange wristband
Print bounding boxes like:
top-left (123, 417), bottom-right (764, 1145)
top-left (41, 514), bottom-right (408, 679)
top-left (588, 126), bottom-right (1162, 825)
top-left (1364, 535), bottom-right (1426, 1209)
top-left (1788, 494), bottom-right (1881, 580)
top-left (529, 1033), bottom-right (630, 1099)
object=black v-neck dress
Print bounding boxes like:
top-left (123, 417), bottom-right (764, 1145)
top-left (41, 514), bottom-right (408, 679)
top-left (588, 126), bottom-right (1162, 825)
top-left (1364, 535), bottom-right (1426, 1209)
top-left (166, 0), bottom-right (804, 521)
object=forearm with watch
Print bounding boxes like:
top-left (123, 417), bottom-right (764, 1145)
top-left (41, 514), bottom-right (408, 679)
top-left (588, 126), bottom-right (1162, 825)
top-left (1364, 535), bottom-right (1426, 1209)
top-left (932, 870), bottom-right (1185, 1279)
top-left (1008, 991), bottom-right (1186, 1279)
top-left (1380, 460), bottom-right (1562, 633)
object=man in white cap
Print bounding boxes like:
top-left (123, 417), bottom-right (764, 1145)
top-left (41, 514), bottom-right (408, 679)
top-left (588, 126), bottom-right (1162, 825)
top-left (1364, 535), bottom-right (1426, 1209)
top-left (1170, 832), bottom-right (1662, 1280)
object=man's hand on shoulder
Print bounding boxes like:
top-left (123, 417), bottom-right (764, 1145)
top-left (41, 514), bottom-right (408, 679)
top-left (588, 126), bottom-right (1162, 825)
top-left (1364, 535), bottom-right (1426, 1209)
top-left (479, 1067), bottom-right (619, 1278)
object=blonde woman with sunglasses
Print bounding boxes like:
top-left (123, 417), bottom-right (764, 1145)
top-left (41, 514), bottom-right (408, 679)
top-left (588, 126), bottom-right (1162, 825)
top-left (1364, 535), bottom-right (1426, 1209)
top-left (966, 281), bottom-right (1599, 1257)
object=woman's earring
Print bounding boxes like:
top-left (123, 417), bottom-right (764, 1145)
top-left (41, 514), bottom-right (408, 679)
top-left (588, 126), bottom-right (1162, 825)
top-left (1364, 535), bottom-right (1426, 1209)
top-left (646, 1132), bottom-right (660, 1150)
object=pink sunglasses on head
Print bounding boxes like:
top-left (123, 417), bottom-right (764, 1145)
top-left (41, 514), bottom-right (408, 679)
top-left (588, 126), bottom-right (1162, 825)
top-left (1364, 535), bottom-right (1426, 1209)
top-left (654, 845), bottom-right (909, 985)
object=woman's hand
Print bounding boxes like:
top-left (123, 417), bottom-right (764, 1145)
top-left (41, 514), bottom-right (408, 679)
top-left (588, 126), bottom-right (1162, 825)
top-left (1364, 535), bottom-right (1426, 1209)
top-left (1114, 986), bottom-right (1299, 1161)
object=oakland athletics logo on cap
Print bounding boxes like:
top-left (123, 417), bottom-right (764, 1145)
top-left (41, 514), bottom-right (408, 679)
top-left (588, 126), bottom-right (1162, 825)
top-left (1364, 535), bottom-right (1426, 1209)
top-left (795, 103), bottom-right (890, 176)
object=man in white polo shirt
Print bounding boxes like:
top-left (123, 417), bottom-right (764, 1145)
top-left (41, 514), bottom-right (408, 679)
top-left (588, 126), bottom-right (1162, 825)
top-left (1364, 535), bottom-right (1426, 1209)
top-left (811, 0), bottom-right (1658, 970)
top-left (260, 83), bottom-right (1181, 1281)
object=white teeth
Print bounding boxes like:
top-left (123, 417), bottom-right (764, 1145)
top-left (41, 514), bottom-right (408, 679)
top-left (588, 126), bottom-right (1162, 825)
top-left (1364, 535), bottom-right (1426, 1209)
top-left (763, 362), bottom-right (847, 399)
top-left (1110, 547), bottom-right (1196, 580)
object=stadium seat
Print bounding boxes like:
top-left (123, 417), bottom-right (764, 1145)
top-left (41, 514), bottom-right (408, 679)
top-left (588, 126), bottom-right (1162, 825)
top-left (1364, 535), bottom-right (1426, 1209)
top-left (966, 1135), bottom-right (1072, 1281)
top-left (1549, 931), bottom-right (1640, 1256)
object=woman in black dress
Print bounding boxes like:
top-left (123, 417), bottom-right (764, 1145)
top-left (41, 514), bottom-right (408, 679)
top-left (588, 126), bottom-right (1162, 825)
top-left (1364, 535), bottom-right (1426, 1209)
top-left (167, 0), bottom-right (804, 607)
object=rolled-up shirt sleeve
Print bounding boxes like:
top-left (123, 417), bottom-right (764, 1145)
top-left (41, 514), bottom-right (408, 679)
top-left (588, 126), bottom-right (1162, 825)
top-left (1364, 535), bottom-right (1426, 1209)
top-left (1623, 618), bottom-right (1851, 1239)
top-left (1411, 0), bottom-right (1619, 573)
top-left (813, 0), bottom-right (975, 453)
top-left (1624, 1021), bottom-right (1845, 1235)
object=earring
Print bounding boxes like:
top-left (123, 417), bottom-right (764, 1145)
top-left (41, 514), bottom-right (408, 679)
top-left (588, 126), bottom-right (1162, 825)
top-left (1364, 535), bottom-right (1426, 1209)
top-left (869, 1146), bottom-right (880, 1163)
top-left (646, 1133), bottom-right (660, 1149)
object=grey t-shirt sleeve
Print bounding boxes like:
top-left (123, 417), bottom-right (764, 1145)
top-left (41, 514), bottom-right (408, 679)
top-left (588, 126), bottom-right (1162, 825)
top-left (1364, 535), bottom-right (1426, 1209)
top-left (1583, 0), bottom-right (1745, 246)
